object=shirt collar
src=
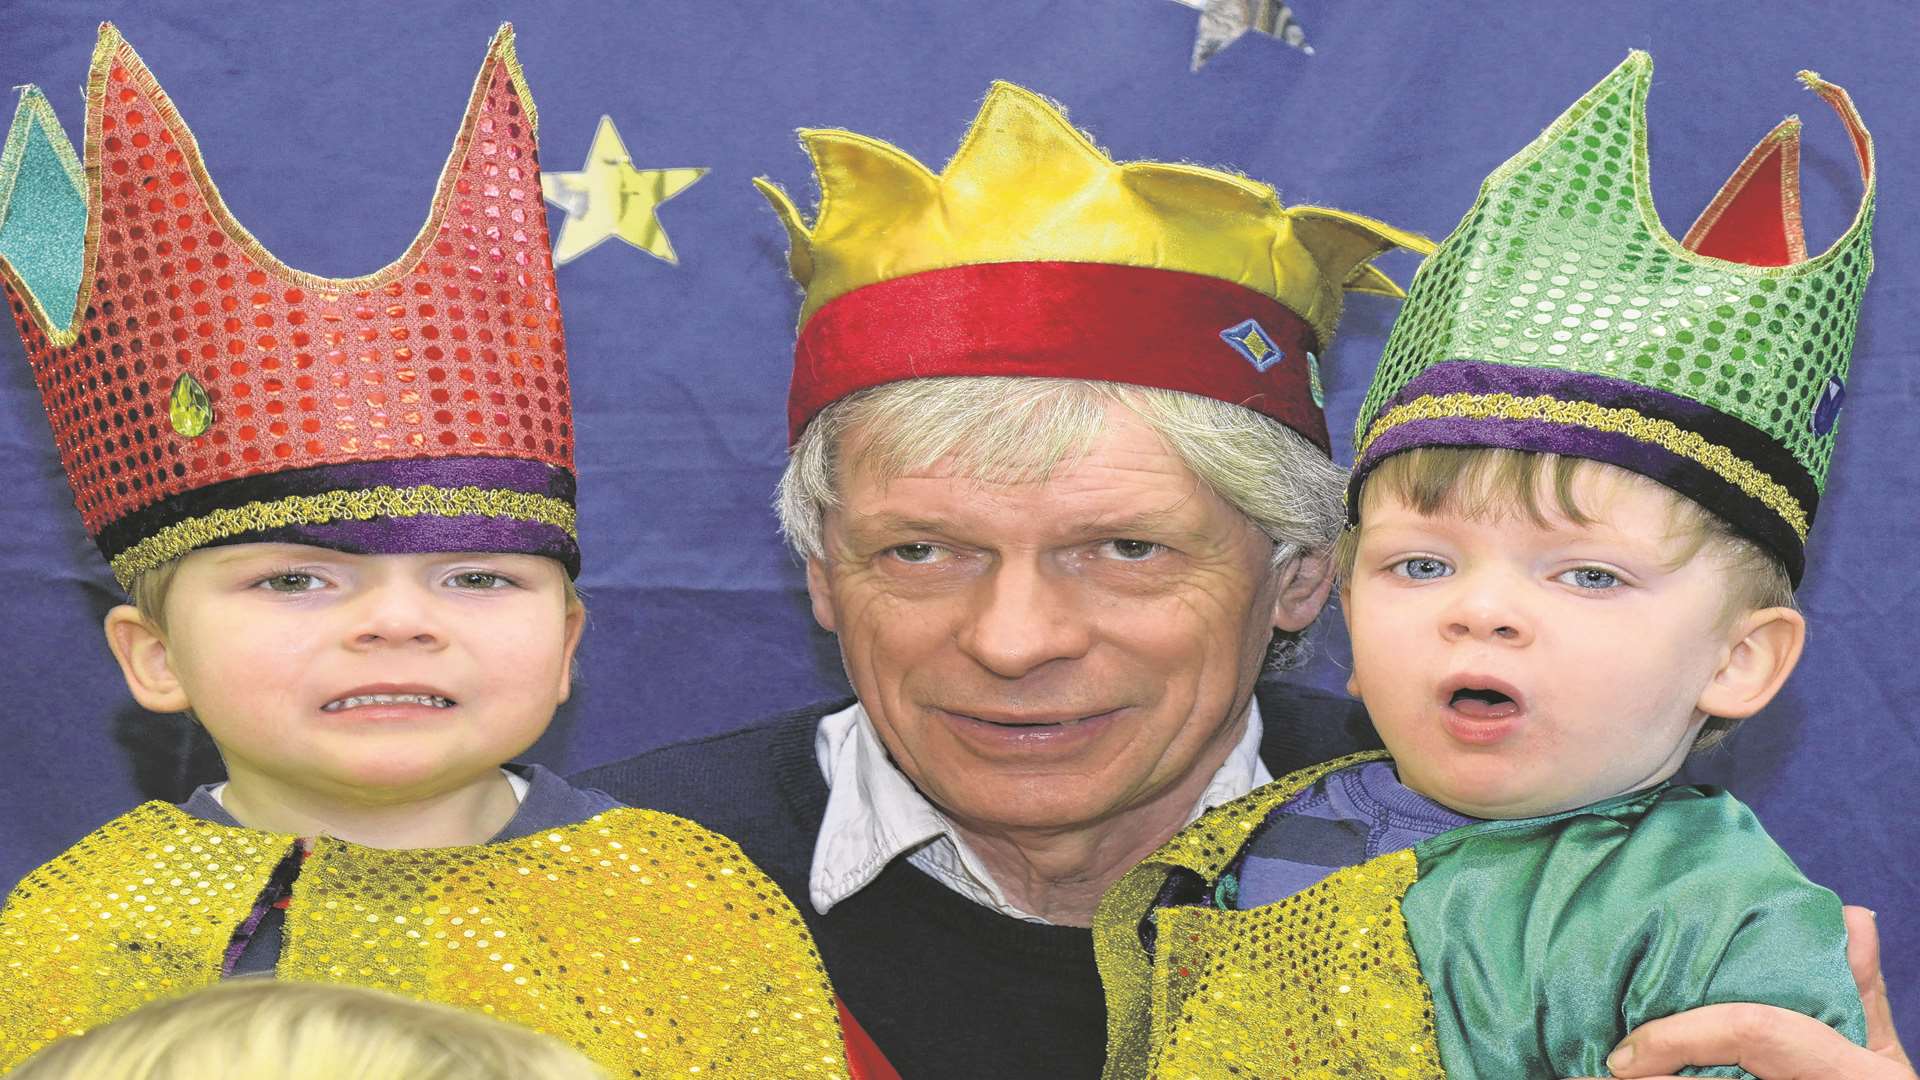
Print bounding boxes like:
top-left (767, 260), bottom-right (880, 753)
top-left (182, 765), bottom-right (618, 842)
top-left (809, 697), bottom-right (1272, 923)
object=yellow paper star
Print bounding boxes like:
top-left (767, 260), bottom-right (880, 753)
top-left (541, 115), bottom-right (706, 266)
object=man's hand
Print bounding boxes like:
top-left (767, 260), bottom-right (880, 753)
top-left (1564, 907), bottom-right (1911, 1080)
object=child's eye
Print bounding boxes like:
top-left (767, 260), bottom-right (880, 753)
top-left (1393, 557), bottom-right (1452, 580)
top-left (447, 571), bottom-right (513, 590)
top-left (256, 572), bottom-right (323, 593)
top-left (1558, 567), bottom-right (1621, 590)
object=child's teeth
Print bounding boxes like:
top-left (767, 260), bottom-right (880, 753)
top-left (324, 694), bottom-right (453, 711)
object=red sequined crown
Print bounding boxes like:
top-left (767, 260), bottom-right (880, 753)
top-left (0, 24), bottom-right (578, 587)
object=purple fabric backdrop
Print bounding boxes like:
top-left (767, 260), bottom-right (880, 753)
top-left (2, 0), bottom-right (1914, 1041)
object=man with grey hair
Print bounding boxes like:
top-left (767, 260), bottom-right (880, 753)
top-left (576, 83), bottom-right (1909, 1080)
top-left (578, 81), bottom-right (1424, 1077)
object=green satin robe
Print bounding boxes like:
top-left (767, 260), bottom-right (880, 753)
top-left (1094, 752), bottom-right (1865, 1079)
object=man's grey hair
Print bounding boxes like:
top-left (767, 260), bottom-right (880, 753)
top-left (776, 377), bottom-right (1345, 667)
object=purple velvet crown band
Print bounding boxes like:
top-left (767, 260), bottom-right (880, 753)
top-left (1351, 361), bottom-right (1815, 583)
top-left (96, 457), bottom-right (581, 580)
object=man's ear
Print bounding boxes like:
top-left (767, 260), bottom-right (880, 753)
top-left (554, 598), bottom-right (588, 704)
top-left (805, 558), bottom-right (838, 634)
top-left (103, 605), bottom-right (191, 714)
top-left (1696, 606), bottom-right (1806, 720)
top-left (1271, 548), bottom-right (1336, 633)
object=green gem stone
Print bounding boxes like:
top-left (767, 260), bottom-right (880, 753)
top-left (169, 373), bottom-right (214, 438)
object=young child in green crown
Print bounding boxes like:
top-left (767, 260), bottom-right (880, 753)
top-left (1094, 53), bottom-right (1875, 1079)
top-left (0, 24), bottom-right (885, 1079)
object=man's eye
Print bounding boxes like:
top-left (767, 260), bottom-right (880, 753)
top-left (1104, 539), bottom-right (1162, 561)
top-left (257, 572), bottom-right (322, 593)
top-left (889, 543), bottom-right (942, 564)
top-left (1559, 567), bottom-right (1620, 590)
top-left (448, 571), bottom-right (511, 589)
top-left (1393, 557), bottom-right (1452, 581)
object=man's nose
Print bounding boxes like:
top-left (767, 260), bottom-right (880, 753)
top-left (956, 558), bottom-right (1093, 678)
top-left (348, 583), bottom-right (447, 649)
top-left (1440, 573), bottom-right (1532, 646)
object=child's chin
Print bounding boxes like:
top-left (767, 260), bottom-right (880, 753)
top-left (1417, 769), bottom-right (1575, 820)
top-left (1454, 785), bottom-right (1591, 821)
top-left (327, 757), bottom-right (494, 800)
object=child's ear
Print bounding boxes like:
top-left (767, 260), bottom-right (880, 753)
top-left (1696, 606), bottom-right (1806, 719)
top-left (554, 598), bottom-right (588, 704)
top-left (103, 605), bottom-right (191, 714)
top-left (1339, 583), bottom-right (1363, 701)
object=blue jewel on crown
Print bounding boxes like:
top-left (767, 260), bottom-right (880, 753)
top-left (1219, 318), bottom-right (1285, 373)
top-left (1812, 376), bottom-right (1845, 436)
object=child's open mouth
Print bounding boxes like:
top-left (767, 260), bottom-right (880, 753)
top-left (1448, 687), bottom-right (1519, 721)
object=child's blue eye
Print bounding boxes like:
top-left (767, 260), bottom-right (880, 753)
top-left (257, 572), bottom-right (322, 593)
top-left (448, 571), bottom-right (511, 589)
top-left (1394, 557), bottom-right (1452, 580)
top-left (1559, 567), bottom-right (1620, 590)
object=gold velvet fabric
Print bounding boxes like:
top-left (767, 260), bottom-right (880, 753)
top-left (1, 801), bottom-right (850, 1077)
top-left (1093, 751), bottom-right (1445, 1079)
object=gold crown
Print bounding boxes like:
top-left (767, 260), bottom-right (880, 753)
top-left (756, 81), bottom-right (1434, 344)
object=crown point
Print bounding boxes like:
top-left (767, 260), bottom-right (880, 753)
top-left (484, 24), bottom-right (538, 134)
top-left (0, 82), bottom-right (87, 337)
top-left (755, 177), bottom-right (815, 286)
top-left (800, 128), bottom-right (937, 239)
top-left (1286, 207), bottom-right (1433, 336)
top-left (944, 81), bottom-right (1108, 204)
top-left (1123, 161), bottom-right (1275, 214)
top-left (1681, 114), bottom-right (1807, 266)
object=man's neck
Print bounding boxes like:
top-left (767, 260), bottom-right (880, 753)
top-left (217, 769), bottom-right (520, 849)
top-left (944, 731), bottom-right (1245, 927)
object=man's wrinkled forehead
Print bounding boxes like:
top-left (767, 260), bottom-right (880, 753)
top-left (829, 425), bottom-right (1257, 549)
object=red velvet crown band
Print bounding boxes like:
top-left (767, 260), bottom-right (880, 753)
top-left (787, 260), bottom-right (1328, 451)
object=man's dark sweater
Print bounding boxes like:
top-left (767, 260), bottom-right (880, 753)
top-left (571, 681), bottom-right (1377, 1080)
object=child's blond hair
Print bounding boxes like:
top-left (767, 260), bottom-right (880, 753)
top-left (9, 980), bottom-right (607, 1080)
top-left (1338, 447), bottom-right (1797, 748)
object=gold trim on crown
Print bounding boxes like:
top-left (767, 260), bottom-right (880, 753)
top-left (1359, 391), bottom-right (1809, 540)
top-left (109, 485), bottom-right (579, 588)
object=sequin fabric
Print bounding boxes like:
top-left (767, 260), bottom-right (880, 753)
top-left (0, 90), bottom-right (87, 332)
top-left (1358, 53), bottom-right (1874, 494)
top-left (1094, 751), bottom-right (1445, 1079)
top-left (1, 802), bottom-right (851, 1077)
top-left (0, 25), bottom-right (576, 577)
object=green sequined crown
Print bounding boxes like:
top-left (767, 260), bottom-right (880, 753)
top-left (1353, 53), bottom-right (1875, 581)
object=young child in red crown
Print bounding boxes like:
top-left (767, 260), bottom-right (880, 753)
top-left (0, 23), bottom-right (893, 1079)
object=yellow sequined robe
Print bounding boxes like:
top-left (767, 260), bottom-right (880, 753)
top-left (0, 801), bottom-right (852, 1077)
